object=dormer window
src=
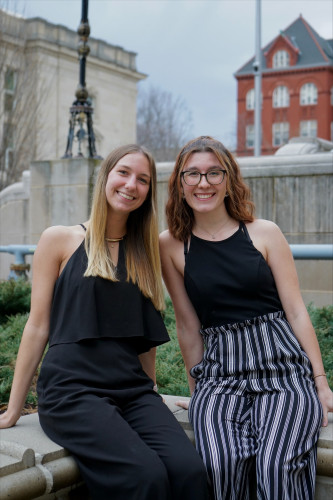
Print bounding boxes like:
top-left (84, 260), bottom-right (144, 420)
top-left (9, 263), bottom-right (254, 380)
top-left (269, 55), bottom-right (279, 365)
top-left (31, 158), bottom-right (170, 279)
top-left (273, 50), bottom-right (290, 68)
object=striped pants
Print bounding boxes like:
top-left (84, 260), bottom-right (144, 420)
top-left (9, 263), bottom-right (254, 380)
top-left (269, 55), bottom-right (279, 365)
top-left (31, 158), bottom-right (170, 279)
top-left (188, 312), bottom-right (322, 500)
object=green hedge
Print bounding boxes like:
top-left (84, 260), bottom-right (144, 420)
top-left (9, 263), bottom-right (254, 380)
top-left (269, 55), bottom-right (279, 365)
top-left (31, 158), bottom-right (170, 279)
top-left (0, 279), bottom-right (31, 324)
top-left (0, 281), bottom-right (332, 405)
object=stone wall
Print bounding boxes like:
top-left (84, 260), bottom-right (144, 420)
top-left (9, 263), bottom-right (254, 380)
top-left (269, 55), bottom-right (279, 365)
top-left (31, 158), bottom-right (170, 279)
top-left (0, 153), bottom-right (332, 305)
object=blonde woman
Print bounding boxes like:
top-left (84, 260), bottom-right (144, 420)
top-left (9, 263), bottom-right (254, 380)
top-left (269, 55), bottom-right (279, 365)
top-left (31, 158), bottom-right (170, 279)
top-left (0, 145), bottom-right (210, 500)
top-left (160, 136), bottom-right (333, 500)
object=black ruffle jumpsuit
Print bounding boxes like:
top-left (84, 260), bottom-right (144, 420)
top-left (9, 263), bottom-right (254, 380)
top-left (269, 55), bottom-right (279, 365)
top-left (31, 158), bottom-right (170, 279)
top-left (37, 235), bottom-right (210, 500)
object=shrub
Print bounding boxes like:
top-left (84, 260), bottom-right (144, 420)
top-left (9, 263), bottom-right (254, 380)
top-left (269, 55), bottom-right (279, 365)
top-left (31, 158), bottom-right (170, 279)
top-left (307, 304), bottom-right (333, 388)
top-left (0, 280), bottom-right (31, 324)
top-left (0, 299), bottom-right (332, 406)
top-left (0, 313), bottom-right (37, 404)
top-left (156, 299), bottom-right (333, 394)
top-left (156, 299), bottom-right (190, 396)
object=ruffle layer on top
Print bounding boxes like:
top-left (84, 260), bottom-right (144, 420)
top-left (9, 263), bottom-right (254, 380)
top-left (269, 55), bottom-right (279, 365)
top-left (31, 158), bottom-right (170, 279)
top-left (48, 240), bottom-right (169, 352)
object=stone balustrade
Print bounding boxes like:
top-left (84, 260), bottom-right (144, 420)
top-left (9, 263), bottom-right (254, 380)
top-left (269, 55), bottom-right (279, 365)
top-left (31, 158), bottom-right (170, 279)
top-left (0, 395), bottom-right (332, 499)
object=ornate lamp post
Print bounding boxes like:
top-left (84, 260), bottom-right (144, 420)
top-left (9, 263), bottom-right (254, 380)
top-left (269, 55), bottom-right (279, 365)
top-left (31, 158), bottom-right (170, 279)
top-left (62, 0), bottom-right (102, 159)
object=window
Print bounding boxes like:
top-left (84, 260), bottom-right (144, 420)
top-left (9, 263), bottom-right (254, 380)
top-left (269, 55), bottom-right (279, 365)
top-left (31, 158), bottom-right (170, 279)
top-left (300, 83), bottom-right (318, 105)
top-left (3, 123), bottom-right (14, 170)
top-left (300, 120), bottom-right (317, 138)
top-left (246, 89), bottom-right (255, 110)
top-left (4, 68), bottom-right (17, 113)
top-left (273, 50), bottom-right (290, 68)
top-left (272, 122), bottom-right (289, 147)
top-left (246, 125), bottom-right (254, 148)
top-left (273, 86), bottom-right (289, 108)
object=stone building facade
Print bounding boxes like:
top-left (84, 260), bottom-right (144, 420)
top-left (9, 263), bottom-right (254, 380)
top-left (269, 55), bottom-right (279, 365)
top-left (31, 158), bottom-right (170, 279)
top-left (0, 9), bottom-right (145, 187)
top-left (235, 16), bottom-right (333, 156)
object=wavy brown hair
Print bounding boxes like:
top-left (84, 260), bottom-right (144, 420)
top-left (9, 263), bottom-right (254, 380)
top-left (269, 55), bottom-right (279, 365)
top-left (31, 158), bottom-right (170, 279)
top-left (166, 136), bottom-right (255, 241)
top-left (84, 144), bottom-right (164, 311)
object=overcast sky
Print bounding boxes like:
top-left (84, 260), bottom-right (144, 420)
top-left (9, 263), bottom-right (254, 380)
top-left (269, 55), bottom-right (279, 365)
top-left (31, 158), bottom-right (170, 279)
top-left (13, 0), bottom-right (333, 149)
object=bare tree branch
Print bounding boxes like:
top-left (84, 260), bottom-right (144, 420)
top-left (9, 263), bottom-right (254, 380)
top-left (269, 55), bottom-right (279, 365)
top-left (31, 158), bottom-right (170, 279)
top-left (0, 2), bottom-right (50, 189)
top-left (137, 85), bottom-right (193, 162)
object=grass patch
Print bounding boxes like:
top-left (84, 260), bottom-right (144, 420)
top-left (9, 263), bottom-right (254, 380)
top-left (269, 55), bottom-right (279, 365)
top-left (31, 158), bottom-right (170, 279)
top-left (0, 296), bottom-right (332, 407)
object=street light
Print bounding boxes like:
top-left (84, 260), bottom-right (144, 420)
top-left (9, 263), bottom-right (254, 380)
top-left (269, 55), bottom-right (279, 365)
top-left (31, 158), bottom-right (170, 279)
top-left (62, 0), bottom-right (102, 159)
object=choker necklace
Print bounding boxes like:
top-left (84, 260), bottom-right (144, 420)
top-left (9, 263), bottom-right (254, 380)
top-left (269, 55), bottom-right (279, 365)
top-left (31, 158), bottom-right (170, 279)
top-left (105, 235), bottom-right (126, 248)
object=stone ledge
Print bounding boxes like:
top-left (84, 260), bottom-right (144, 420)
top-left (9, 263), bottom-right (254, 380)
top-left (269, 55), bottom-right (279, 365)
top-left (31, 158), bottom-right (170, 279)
top-left (0, 396), bottom-right (332, 499)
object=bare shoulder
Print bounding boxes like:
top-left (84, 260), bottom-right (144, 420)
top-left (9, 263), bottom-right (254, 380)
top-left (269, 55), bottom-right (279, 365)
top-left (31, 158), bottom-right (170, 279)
top-left (246, 218), bottom-right (281, 237)
top-left (159, 229), bottom-right (174, 245)
top-left (36, 224), bottom-right (86, 268)
top-left (159, 229), bottom-right (183, 250)
top-left (245, 219), bottom-right (286, 260)
top-left (159, 230), bottom-right (184, 274)
top-left (246, 219), bottom-right (284, 242)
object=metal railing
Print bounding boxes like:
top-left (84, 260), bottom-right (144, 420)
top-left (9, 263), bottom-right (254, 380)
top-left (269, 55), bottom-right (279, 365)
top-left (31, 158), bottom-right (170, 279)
top-left (290, 244), bottom-right (333, 260)
top-left (0, 243), bottom-right (332, 280)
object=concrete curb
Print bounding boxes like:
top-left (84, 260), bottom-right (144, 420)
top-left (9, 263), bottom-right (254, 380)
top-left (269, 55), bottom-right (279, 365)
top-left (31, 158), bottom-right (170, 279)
top-left (0, 396), bottom-right (332, 499)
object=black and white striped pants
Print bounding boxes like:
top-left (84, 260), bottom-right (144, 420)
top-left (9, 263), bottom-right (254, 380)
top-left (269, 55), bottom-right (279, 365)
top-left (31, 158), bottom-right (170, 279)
top-left (188, 311), bottom-right (322, 500)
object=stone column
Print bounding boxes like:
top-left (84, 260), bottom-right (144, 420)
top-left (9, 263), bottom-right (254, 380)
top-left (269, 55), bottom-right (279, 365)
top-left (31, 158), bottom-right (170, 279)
top-left (29, 158), bottom-right (101, 243)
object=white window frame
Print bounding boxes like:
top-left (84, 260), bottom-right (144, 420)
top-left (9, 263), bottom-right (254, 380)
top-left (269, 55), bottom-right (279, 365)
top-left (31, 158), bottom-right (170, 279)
top-left (273, 86), bottom-right (289, 108)
top-left (300, 83), bottom-right (318, 105)
top-left (272, 122), bottom-right (289, 147)
top-left (246, 125), bottom-right (254, 149)
top-left (273, 50), bottom-right (290, 68)
top-left (246, 89), bottom-right (255, 110)
top-left (300, 120), bottom-right (317, 137)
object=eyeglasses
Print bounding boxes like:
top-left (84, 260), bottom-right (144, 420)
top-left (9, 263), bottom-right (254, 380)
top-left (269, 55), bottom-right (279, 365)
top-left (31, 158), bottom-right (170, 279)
top-left (181, 169), bottom-right (226, 186)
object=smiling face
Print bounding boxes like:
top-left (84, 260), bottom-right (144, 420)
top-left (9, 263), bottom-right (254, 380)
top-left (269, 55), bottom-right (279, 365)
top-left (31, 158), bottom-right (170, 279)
top-left (105, 152), bottom-right (151, 216)
top-left (181, 152), bottom-right (228, 216)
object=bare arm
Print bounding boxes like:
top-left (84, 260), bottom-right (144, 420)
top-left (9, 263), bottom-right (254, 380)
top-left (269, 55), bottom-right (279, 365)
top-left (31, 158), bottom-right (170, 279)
top-left (0, 226), bottom-right (77, 428)
top-left (159, 231), bottom-right (203, 395)
top-left (251, 220), bottom-right (333, 426)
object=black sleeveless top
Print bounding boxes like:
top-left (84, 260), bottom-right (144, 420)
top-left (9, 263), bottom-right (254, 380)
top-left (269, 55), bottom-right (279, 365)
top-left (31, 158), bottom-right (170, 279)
top-left (184, 222), bottom-right (283, 328)
top-left (48, 232), bottom-right (169, 353)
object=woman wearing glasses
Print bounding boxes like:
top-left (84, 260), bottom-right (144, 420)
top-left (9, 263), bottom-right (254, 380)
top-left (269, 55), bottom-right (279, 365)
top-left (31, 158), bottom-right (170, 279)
top-left (159, 136), bottom-right (332, 500)
top-left (0, 144), bottom-right (210, 500)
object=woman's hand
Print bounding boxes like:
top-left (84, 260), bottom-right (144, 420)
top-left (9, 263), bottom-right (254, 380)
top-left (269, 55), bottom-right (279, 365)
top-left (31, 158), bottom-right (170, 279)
top-left (315, 377), bottom-right (333, 427)
top-left (175, 400), bottom-right (189, 410)
top-left (0, 410), bottom-right (20, 429)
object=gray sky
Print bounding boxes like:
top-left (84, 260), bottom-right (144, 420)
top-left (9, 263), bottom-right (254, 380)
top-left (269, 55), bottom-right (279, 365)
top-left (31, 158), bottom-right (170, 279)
top-left (15, 0), bottom-right (333, 149)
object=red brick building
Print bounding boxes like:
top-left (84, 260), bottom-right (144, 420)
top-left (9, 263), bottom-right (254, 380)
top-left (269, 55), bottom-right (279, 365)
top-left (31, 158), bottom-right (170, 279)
top-left (234, 15), bottom-right (333, 156)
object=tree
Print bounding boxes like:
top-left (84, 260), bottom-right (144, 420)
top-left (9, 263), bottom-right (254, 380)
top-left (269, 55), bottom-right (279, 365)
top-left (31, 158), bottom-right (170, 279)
top-left (0, 2), bottom-right (49, 190)
top-left (136, 85), bottom-right (193, 162)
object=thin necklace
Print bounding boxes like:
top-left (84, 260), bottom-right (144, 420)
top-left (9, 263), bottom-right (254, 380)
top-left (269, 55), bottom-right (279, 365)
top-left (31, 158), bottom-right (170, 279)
top-left (195, 220), bottom-right (231, 240)
top-left (105, 235), bottom-right (126, 248)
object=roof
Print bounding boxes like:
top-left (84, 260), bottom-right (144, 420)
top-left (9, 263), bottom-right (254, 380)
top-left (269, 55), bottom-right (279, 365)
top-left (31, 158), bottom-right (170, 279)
top-left (235, 15), bottom-right (333, 76)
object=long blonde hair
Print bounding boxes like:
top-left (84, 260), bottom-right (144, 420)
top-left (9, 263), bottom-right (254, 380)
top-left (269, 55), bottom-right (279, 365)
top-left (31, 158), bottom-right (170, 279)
top-left (166, 136), bottom-right (255, 241)
top-left (84, 144), bottom-right (165, 311)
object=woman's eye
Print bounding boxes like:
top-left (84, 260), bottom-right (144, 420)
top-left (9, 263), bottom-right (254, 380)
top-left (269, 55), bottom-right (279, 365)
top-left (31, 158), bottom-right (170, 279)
top-left (139, 178), bottom-right (149, 185)
top-left (189, 171), bottom-right (199, 177)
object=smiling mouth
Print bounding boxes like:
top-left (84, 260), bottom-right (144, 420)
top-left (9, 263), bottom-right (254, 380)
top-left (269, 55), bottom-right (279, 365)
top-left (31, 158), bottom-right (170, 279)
top-left (118, 191), bottom-right (135, 201)
top-left (195, 193), bottom-right (215, 200)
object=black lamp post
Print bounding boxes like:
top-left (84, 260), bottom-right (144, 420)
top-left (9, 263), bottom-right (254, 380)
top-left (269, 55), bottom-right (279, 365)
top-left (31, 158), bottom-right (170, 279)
top-left (62, 0), bottom-right (102, 159)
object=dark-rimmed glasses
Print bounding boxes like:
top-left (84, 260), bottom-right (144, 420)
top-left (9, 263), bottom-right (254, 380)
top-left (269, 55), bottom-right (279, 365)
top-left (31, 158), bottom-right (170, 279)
top-left (181, 169), bottom-right (226, 186)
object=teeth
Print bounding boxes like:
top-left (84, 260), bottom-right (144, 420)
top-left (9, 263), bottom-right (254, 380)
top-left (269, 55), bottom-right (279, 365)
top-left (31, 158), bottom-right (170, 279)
top-left (118, 192), bottom-right (134, 200)
top-left (196, 194), bottom-right (213, 199)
